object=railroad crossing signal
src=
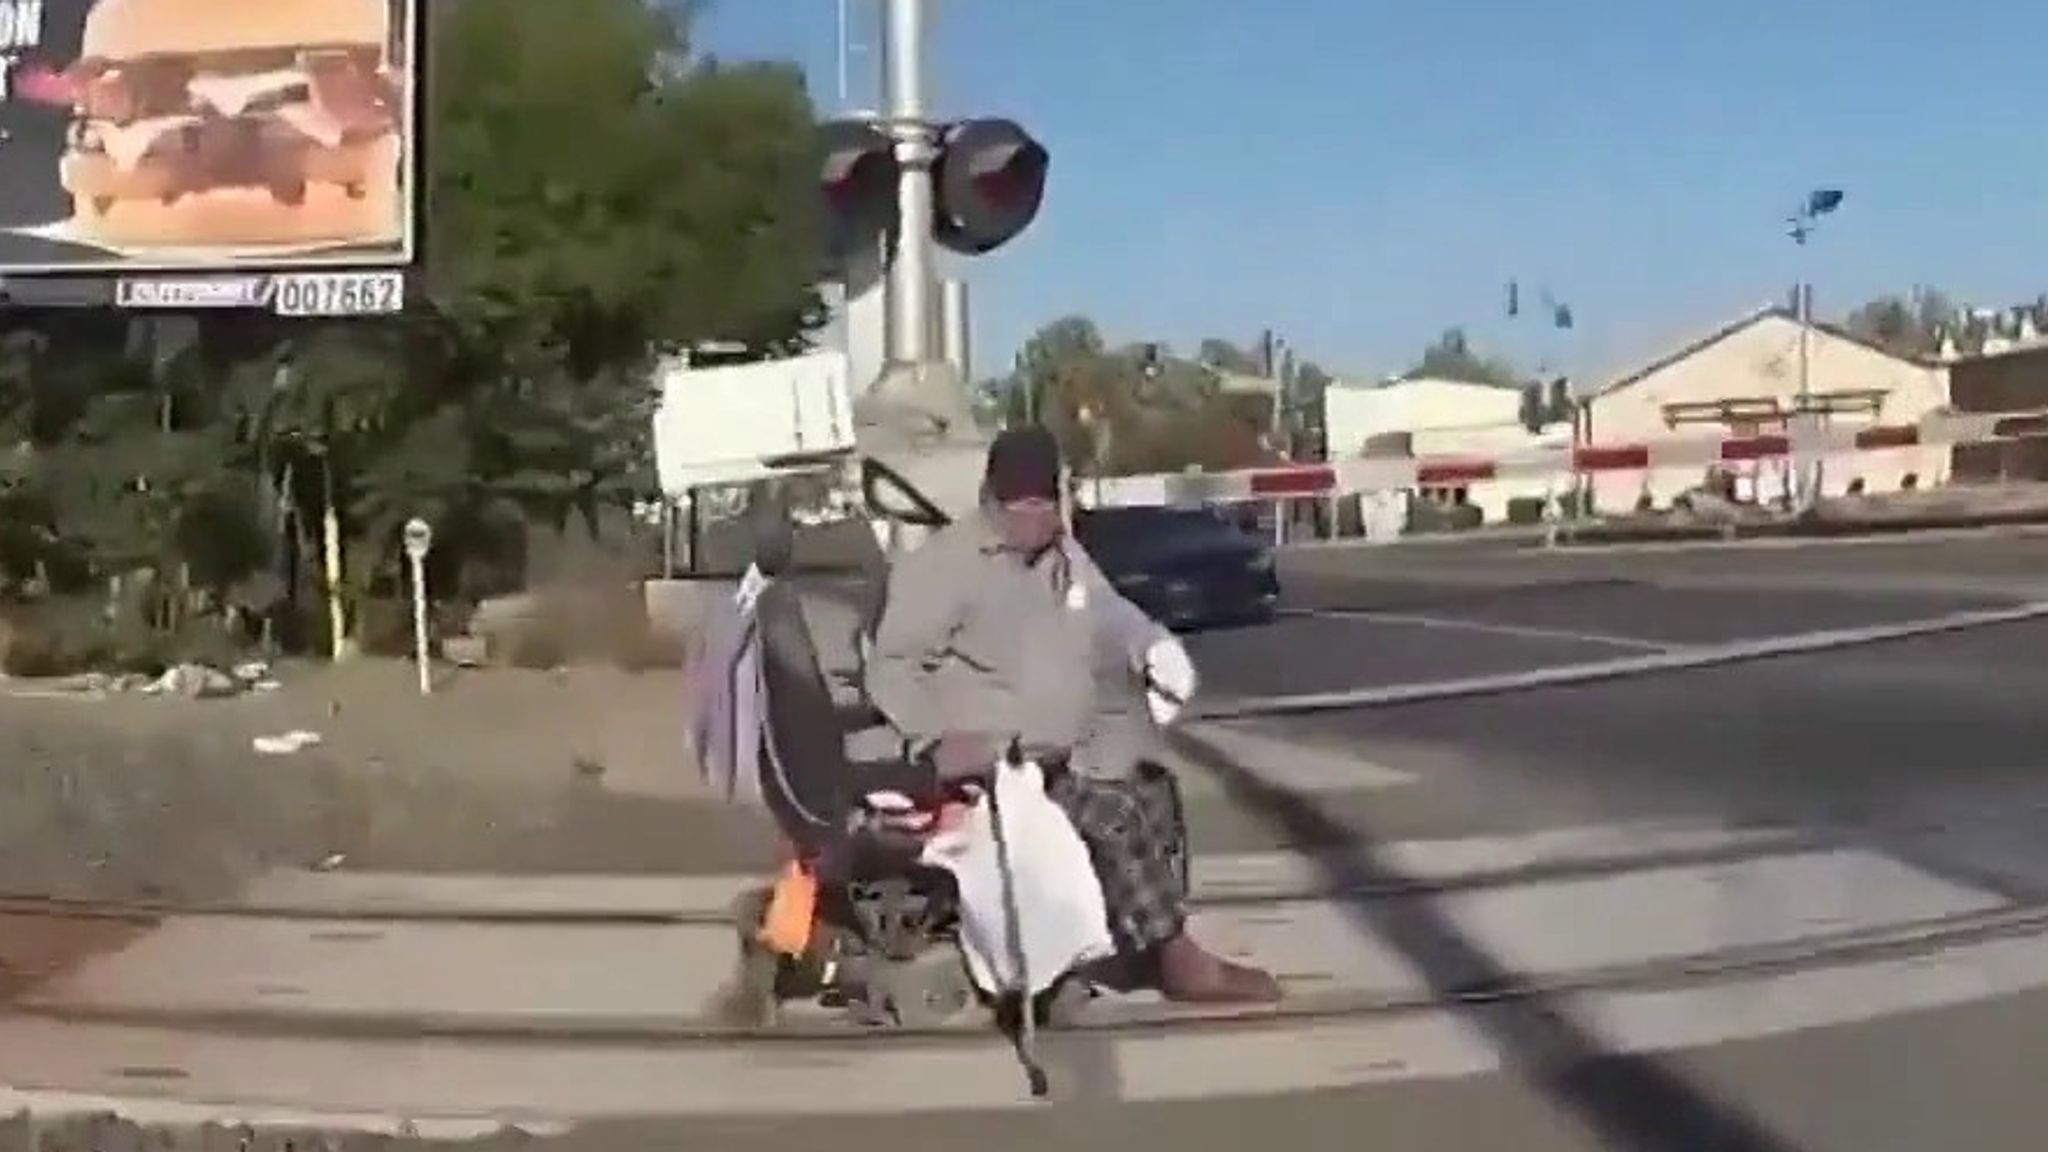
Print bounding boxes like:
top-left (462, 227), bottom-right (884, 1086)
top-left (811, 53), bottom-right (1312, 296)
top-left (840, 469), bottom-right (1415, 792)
top-left (931, 118), bottom-right (1048, 255)
top-left (820, 116), bottom-right (1049, 268)
top-left (820, 118), bottom-right (901, 271)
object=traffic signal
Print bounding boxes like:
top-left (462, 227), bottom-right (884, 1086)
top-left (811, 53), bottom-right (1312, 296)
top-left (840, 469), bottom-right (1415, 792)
top-left (820, 118), bottom-right (901, 270)
top-left (1518, 383), bottom-right (1545, 434)
top-left (1546, 376), bottom-right (1572, 419)
top-left (1520, 376), bottom-right (1574, 434)
top-left (932, 118), bottom-right (1049, 255)
top-left (1805, 188), bottom-right (1844, 217)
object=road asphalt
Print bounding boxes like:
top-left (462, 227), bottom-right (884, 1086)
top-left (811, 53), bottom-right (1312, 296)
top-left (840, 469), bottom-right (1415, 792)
top-left (15, 530), bottom-right (2048, 1148)
top-left (515, 986), bottom-right (2048, 1152)
top-left (1279, 528), bottom-right (2048, 598)
top-left (206, 536), bottom-right (2048, 877)
top-left (495, 541), bottom-right (2048, 1151)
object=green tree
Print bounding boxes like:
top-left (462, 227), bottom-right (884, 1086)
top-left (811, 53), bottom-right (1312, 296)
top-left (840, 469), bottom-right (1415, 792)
top-left (0, 0), bottom-right (826, 665)
top-left (1407, 327), bottom-right (1518, 386)
top-left (1841, 288), bottom-right (1958, 359)
top-left (996, 322), bottom-right (1341, 474)
top-left (1288, 360), bottom-right (1335, 458)
top-left (1196, 338), bottom-right (1263, 375)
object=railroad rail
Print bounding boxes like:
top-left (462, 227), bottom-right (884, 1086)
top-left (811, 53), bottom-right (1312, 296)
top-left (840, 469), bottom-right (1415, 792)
top-left (4, 829), bottom-right (2045, 1046)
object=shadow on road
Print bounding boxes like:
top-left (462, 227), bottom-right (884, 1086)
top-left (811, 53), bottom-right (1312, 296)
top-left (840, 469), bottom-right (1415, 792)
top-left (1173, 730), bottom-right (1811, 1152)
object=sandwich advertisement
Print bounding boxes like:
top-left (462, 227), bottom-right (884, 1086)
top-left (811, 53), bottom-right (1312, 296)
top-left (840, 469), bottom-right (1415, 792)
top-left (0, 0), bottom-right (417, 274)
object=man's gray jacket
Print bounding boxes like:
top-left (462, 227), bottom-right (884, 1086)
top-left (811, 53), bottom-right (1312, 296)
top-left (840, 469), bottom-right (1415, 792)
top-left (864, 509), bottom-right (1171, 781)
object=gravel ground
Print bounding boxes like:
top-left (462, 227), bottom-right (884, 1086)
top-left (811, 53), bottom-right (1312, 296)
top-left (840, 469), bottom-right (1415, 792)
top-left (0, 659), bottom-right (712, 906)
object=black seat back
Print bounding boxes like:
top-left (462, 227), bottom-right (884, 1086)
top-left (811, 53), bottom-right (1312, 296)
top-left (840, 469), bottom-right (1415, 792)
top-left (753, 577), bottom-right (853, 855)
top-left (745, 482), bottom-right (797, 577)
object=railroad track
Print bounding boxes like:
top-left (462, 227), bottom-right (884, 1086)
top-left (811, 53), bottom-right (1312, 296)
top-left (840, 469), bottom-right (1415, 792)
top-left (6, 841), bottom-right (2048, 1048)
top-left (0, 822), bottom-right (1848, 926)
top-left (3, 825), bottom-right (2047, 1142)
top-left (6, 897), bottom-right (2048, 1045)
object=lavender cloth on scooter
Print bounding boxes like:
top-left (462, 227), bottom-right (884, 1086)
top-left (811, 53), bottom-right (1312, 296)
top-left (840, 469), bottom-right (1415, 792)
top-left (685, 565), bottom-right (770, 806)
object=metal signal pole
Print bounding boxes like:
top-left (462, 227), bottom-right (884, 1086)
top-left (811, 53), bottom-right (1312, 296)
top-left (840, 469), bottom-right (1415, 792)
top-left (836, 0), bottom-right (850, 107)
top-left (882, 0), bottom-right (936, 369)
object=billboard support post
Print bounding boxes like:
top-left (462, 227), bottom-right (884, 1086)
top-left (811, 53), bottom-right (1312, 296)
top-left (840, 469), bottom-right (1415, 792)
top-left (320, 453), bottom-right (352, 663)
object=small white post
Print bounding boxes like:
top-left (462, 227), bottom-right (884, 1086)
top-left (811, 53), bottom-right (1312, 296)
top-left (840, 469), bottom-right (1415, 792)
top-left (401, 517), bottom-right (434, 695)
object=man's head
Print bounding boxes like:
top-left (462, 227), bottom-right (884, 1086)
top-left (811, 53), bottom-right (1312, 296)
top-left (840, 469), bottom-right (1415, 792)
top-left (983, 424), bottom-right (1065, 554)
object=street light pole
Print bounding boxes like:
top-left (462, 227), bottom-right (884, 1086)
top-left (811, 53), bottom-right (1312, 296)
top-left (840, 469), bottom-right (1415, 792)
top-left (1786, 188), bottom-right (1844, 511)
top-left (1508, 280), bottom-right (1581, 515)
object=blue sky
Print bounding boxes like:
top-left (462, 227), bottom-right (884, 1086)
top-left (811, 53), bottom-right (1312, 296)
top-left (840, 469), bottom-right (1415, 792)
top-left (698, 0), bottom-right (2044, 384)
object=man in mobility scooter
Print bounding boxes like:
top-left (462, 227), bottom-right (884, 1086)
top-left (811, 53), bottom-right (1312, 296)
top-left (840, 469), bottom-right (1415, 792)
top-left (706, 427), bottom-right (1278, 1028)
top-left (863, 426), bottom-right (1281, 1007)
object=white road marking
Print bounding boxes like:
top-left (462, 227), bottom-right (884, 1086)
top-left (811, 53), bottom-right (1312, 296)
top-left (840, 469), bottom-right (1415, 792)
top-left (1441, 849), bottom-right (1998, 975)
top-left (1517, 522), bottom-right (2048, 557)
top-left (1291, 607), bottom-right (1675, 652)
top-left (1283, 522), bottom-right (2048, 560)
top-left (1201, 599), bottom-right (2048, 719)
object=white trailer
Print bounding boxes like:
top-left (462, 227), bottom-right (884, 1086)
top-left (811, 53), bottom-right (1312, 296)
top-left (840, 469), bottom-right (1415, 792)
top-left (649, 349), bottom-right (861, 572)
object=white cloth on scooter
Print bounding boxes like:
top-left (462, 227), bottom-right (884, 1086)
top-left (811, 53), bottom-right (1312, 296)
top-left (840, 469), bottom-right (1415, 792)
top-left (1142, 634), bottom-right (1197, 726)
top-left (920, 757), bottom-right (1114, 998)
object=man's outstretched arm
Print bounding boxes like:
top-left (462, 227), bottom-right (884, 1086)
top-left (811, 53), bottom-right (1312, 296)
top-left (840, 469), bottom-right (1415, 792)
top-left (1064, 537), bottom-right (1170, 667)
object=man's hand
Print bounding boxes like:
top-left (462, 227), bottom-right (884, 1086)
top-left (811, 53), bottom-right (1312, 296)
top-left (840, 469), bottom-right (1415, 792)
top-left (929, 732), bottom-right (1000, 780)
top-left (1143, 636), bottom-right (1197, 725)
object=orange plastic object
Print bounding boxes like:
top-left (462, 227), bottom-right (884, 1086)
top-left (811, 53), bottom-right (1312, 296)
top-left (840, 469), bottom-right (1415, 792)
top-left (756, 859), bottom-right (818, 957)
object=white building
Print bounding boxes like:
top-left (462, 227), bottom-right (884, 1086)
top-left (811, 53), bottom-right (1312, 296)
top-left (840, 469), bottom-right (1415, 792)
top-left (1324, 375), bottom-right (1569, 524)
top-left (1582, 307), bottom-right (1949, 513)
top-left (1323, 308), bottom-right (1951, 528)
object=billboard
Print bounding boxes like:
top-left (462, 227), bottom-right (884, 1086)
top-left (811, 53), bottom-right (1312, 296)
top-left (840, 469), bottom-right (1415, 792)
top-left (0, 0), bottom-right (418, 276)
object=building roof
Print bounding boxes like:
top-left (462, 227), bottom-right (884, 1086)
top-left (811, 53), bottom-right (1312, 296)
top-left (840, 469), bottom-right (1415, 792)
top-left (1328, 373), bottom-right (1520, 392)
top-left (1591, 305), bottom-right (1936, 401)
top-left (1385, 375), bottom-right (1521, 392)
top-left (1214, 371), bottom-right (1278, 396)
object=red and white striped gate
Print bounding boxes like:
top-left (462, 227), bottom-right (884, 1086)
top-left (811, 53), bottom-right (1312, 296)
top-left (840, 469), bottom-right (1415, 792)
top-left (1075, 408), bottom-right (2048, 509)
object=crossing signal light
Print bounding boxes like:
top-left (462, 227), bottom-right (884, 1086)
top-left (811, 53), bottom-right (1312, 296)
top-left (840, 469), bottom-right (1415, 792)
top-left (933, 118), bottom-right (1048, 255)
top-left (819, 118), bottom-right (900, 272)
top-left (822, 117), bottom-right (1049, 267)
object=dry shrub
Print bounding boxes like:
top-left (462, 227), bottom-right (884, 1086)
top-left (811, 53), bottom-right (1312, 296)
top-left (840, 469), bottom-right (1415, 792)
top-left (0, 599), bottom-right (181, 678)
top-left (355, 596), bottom-right (469, 660)
top-left (0, 611), bottom-right (256, 679)
top-left (473, 517), bottom-right (692, 672)
top-left (478, 582), bottom-right (684, 671)
top-left (613, 620), bottom-right (690, 671)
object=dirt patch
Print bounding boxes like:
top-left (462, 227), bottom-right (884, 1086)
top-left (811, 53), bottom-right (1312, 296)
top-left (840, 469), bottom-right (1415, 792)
top-left (0, 912), bottom-right (152, 1006)
top-left (0, 659), bottom-right (788, 903)
top-left (0, 1113), bottom-right (545, 1150)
